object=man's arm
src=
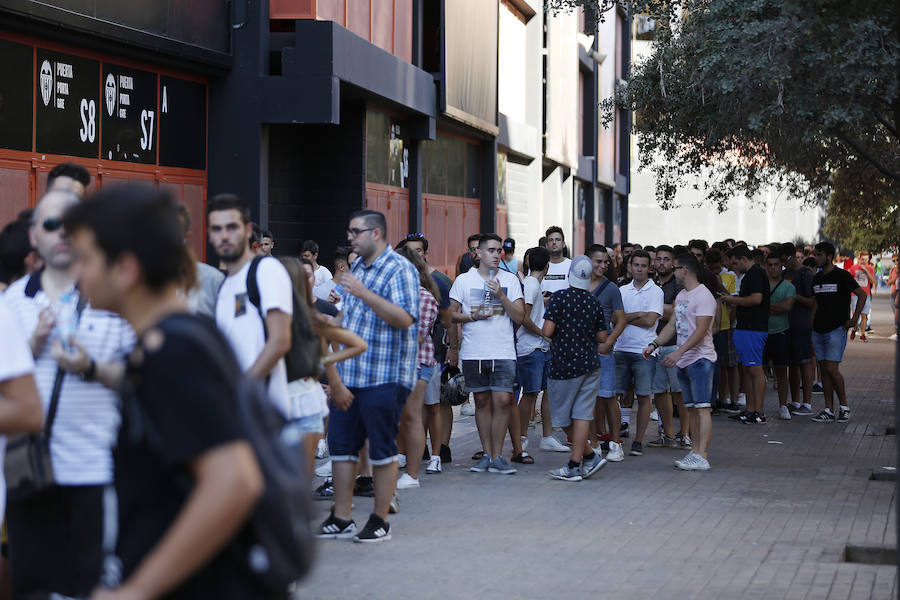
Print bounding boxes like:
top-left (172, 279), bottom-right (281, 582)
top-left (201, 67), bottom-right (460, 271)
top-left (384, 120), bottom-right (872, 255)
top-left (770, 295), bottom-right (795, 314)
top-left (246, 309), bottom-right (291, 380)
top-left (598, 309), bottom-right (627, 354)
top-left (0, 374), bottom-right (43, 434)
top-left (659, 316), bottom-right (714, 367)
top-left (642, 318), bottom-right (677, 359)
top-left (92, 440), bottom-right (263, 600)
top-left (848, 286), bottom-right (868, 329)
top-left (722, 292), bottom-right (763, 307)
top-left (520, 303), bottom-right (545, 338)
top-left (485, 279), bottom-right (525, 324)
top-left (341, 272), bottom-right (414, 329)
top-left (51, 340), bottom-right (126, 390)
top-left (625, 311), bottom-right (660, 328)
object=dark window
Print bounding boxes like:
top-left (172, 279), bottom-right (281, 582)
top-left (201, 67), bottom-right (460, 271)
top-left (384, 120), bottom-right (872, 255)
top-left (423, 134), bottom-right (480, 199)
top-left (366, 108), bottom-right (408, 188)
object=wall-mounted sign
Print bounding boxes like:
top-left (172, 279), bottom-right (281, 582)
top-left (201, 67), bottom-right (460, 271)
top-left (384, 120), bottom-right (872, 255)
top-left (101, 63), bottom-right (157, 164)
top-left (35, 48), bottom-right (100, 158)
top-left (159, 76), bottom-right (206, 170)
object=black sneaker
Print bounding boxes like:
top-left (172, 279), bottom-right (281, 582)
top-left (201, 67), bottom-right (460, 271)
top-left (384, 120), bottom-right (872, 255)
top-left (620, 422), bottom-right (630, 438)
top-left (811, 409), bottom-right (835, 423)
top-left (837, 409), bottom-right (850, 423)
top-left (316, 511), bottom-right (356, 539)
top-left (723, 403), bottom-right (742, 414)
top-left (439, 444), bottom-right (452, 463)
top-left (811, 383), bottom-right (824, 395)
top-left (728, 410), bottom-right (750, 421)
top-left (353, 476), bottom-right (375, 497)
top-left (743, 411), bottom-right (766, 424)
top-left (353, 514), bottom-right (391, 543)
top-left (629, 441), bottom-right (643, 456)
top-left (313, 478), bottom-right (334, 501)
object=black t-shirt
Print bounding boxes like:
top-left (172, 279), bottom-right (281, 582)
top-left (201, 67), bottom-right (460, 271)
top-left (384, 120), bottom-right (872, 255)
top-left (736, 264), bottom-right (771, 332)
top-left (783, 266), bottom-right (814, 330)
top-left (115, 314), bottom-right (281, 599)
top-left (314, 297), bottom-right (339, 317)
top-left (655, 275), bottom-right (683, 342)
top-left (812, 267), bottom-right (861, 333)
top-left (544, 288), bottom-right (606, 379)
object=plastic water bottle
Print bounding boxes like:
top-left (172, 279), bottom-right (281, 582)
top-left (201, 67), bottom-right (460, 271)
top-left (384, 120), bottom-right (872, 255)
top-left (55, 291), bottom-right (80, 351)
top-left (480, 269), bottom-right (495, 318)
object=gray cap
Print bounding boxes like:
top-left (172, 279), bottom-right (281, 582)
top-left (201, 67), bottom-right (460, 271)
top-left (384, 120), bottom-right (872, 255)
top-left (568, 255), bottom-right (592, 290)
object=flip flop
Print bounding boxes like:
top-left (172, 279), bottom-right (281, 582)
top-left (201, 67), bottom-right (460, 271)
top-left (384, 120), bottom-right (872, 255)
top-left (471, 450), bottom-right (485, 460)
top-left (511, 452), bottom-right (534, 464)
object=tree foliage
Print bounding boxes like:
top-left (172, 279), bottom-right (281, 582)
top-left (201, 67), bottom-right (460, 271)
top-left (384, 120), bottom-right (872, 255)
top-left (552, 0), bottom-right (900, 215)
top-left (823, 166), bottom-right (899, 252)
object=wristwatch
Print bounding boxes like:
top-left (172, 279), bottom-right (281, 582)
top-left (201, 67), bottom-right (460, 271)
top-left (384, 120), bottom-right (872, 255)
top-left (81, 359), bottom-right (97, 381)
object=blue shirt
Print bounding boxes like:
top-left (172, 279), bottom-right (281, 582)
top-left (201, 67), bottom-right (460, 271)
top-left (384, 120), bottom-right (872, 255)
top-left (338, 245), bottom-right (419, 390)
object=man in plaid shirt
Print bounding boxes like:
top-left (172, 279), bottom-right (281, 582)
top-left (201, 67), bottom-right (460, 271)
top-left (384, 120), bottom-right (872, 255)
top-left (317, 209), bottom-right (419, 544)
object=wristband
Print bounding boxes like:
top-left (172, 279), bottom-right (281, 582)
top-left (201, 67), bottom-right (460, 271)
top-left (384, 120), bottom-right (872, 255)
top-left (649, 341), bottom-right (659, 350)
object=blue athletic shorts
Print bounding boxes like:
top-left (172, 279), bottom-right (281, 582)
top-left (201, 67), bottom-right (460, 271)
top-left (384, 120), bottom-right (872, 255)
top-left (328, 383), bottom-right (410, 466)
top-left (733, 329), bottom-right (768, 367)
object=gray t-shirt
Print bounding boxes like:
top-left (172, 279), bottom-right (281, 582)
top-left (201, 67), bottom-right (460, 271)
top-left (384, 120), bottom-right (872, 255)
top-left (590, 277), bottom-right (624, 333)
top-left (190, 262), bottom-right (225, 318)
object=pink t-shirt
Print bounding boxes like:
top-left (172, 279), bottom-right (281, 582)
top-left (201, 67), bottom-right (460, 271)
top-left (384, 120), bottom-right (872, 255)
top-left (673, 285), bottom-right (718, 368)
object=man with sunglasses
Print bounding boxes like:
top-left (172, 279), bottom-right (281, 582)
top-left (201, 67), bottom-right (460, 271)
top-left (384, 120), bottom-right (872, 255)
top-left (316, 210), bottom-right (418, 543)
top-left (3, 190), bottom-right (136, 598)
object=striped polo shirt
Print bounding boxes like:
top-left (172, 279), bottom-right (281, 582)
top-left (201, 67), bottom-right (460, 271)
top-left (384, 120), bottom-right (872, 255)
top-left (4, 272), bottom-right (135, 486)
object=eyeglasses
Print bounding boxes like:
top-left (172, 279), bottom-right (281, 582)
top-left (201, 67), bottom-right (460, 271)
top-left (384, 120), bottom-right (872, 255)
top-left (347, 227), bottom-right (375, 238)
top-left (42, 217), bottom-right (63, 232)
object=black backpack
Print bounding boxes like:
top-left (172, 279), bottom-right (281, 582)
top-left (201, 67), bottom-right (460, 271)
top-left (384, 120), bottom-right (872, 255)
top-left (114, 315), bottom-right (316, 592)
top-left (246, 256), bottom-right (320, 381)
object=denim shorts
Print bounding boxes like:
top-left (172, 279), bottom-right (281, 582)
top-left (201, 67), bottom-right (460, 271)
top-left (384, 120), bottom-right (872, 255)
top-left (614, 351), bottom-right (654, 397)
top-left (763, 331), bottom-right (790, 367)
top-left (676, 358), bottom-right (715, 408)
top-left (423, 364), bottom-right (442, 406)
top-left (788, 328), bottom-right (812, 364)
top-left (851, 294), bottom-right (872, 315)
top-left (652, 345), bottom-right (682, 394)
top-left (548, 368), bottom-right (602, 428)
top-left (328, 382), bottom-right (410, 465)
top-left (516, 348), bottom-right (550, 394)
top-left (418, 363), bottom-right (437, 382)
top-left (733, 329), bottom-right (768, 367)
top-left (812, 326), bottom-right (848, 362)
top-left (462, 359), bottom-right (517, 393)
top-left (289, 413), bottom-right (325, 434)
top-left (597, 351), bottom-right (617, 398)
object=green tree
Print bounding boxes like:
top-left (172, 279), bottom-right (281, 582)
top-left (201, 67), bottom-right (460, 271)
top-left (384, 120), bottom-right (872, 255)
top-left (552, 0), bottom-right (899, 214)
top-left (823, 166), bottom-right (899, 252)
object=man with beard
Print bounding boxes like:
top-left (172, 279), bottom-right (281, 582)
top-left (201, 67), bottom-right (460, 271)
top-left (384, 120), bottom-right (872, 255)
top-left (208, 194), bottom-right (293, 417)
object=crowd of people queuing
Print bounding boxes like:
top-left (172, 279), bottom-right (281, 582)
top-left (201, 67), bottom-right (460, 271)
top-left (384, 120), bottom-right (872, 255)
top-left (0, 161), bottom-right (893, 597)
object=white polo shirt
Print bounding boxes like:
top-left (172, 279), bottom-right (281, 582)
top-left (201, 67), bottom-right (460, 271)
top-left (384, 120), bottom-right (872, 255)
top-left (614, 278), bottom-right (664, 353)
top-left (4, 273), bottom-right (135, 486)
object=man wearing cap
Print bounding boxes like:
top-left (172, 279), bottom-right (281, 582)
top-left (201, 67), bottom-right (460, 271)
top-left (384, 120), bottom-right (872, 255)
top-left (541, 256), bottom-right (608, 482)
top-left (500, 238), bottom-right (519, 276)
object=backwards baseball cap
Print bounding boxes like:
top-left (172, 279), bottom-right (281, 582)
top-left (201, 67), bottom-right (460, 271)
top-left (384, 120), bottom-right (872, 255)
top-left (568, 255), bottom-right (592, 290)
top-left (503, 237), bottom-right (515, 250)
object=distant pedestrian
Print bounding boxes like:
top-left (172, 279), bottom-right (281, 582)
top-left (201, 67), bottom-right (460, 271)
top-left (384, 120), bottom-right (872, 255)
top-left (301, 240), bottom-right (333, 300)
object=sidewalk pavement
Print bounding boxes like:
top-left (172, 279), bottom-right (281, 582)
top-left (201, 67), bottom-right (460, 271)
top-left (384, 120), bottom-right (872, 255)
top-left (296, 296), bottom-right (898, 600)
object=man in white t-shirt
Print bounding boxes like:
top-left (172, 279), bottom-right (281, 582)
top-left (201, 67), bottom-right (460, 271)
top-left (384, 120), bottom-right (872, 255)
top-left (302, 239), bottom-right (334, 300)
top-left (643, 253), bottom-right (717, 471)
top-left (613, 249), bottom-right (663, 457)
top-left (209, 194), bottom-right (293, 417)
top-left (541, 225), bottom-right (571, 298)
top-left (4, 190), bottom-right (136, 598)
top-left (0, 295), bottom-right (43, 517)
top-left (450, 233), bottom-right (525, 475)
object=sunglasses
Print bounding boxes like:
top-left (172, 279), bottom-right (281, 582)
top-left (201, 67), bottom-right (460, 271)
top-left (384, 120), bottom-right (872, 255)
top-left (42, 217), bottom-right (63, 232)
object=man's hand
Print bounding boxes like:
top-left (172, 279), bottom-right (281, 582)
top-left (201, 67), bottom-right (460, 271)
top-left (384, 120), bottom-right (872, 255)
top-left (90, 585), bottom-right (145, 600)
top-left (641, 345), bottom-right (655, 361)
top-left (30, 307), bottom-right (55, 355)
top-left (327, 289), bottom-right (341, 304)
top-left (339, 272), bottom-right (368, 299)
top-left (50, 337), bottom-right (91, 374)
top-left (661, 349), bottom-right (682, 368)
top-left (485, 279), bottom-right (505, 300)
top-left (597, 340), bottom-right (613, 355)
top-left (330, 382), bottom-right (354, 411)
top-left (446, 347), bottom-right (459, 366)
top-left (844, 320), bottom-right (857, 331)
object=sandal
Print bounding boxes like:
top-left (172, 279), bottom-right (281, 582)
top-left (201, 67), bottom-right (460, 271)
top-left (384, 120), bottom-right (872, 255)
top-left (471, 450), bottom-right (485, 460)
top-left (511, 452), bottom-right (534, 464)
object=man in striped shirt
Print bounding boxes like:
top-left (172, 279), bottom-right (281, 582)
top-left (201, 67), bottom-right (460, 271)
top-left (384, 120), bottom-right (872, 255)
top-left (3, 190), bottom-right (135, 598)
top-left (316, 209), bottom-right (418, 543)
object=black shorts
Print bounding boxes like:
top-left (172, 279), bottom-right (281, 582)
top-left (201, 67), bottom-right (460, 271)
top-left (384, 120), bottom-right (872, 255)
top-left (764, 331), bottom-right (790, 367)
top-left (788, 328), bottom-right (812, 364)
top-left (6, 485), bottom-right (104, 597)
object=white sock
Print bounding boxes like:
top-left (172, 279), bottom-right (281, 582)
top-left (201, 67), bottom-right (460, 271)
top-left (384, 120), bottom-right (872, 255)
top-left (824, 407), bottom-right (834, 415)
top-left (621, 407), bottom-right (632, 423)
top-left (840, 405), bottom-right (849, 412)
top-left (803, 403), bottom-right (812, 409)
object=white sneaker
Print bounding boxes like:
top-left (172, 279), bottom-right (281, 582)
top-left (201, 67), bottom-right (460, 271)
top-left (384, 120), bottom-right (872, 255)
top-left (396, 473), bottom-right (420, 489)
top-left (398, 454), bottom-right (407, 469)
top-left (677, 453), bottom-right (710, 471)
top-left (737, 393), bottom-right (747, 407)
top-left (315, 438), bottom-right (329, 459)
top-left (426, 456), bottom-right (442, 474)
top-left (540, 436), bottom-right (570, 452)
top-left (777, 405), bottom-right (792, 420)
top-left (650, 409), bottom-right (659, 421)
top-left (520, 436), bottom-right (529, 452)
top-left (889, 333), bottom-right (898, 341)
top-left (460, 402), bottom-right (475, 416)
top-left (606, 441), bottom-right (625, 462)
top-left (314, 460), bottom-right (332, 478)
